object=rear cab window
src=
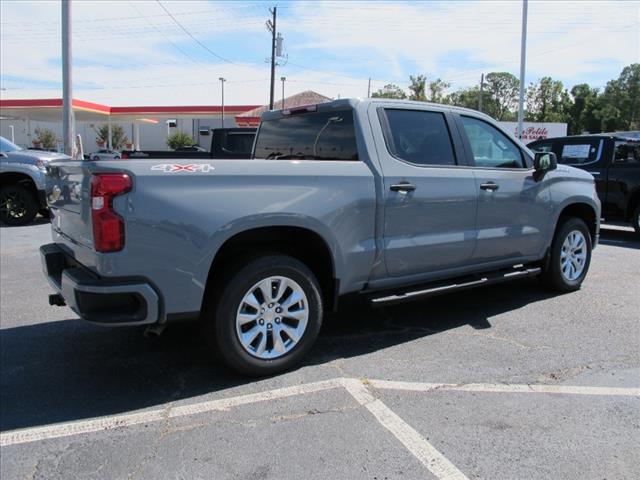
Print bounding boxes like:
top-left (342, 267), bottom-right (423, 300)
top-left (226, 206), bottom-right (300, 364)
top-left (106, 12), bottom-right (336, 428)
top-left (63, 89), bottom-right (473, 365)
top-left (614, 140), bottom-right (640, 162)
top-left (253, 108), bottom-right (359, 160)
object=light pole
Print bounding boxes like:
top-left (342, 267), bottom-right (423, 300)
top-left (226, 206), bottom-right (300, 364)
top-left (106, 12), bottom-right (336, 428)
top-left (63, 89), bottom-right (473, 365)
top-left (219, 77), bottom-right (226, 128)
top-left (62, 0), bottom-right (75, 157)
top-left (517, 0), bottom-right (528, 139)
top-left (280, 77), bottom-right (286, 110)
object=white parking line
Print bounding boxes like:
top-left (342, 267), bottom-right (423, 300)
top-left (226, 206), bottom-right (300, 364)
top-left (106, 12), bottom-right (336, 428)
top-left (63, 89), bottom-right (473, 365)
top-left (0, 378), bottom-right (341, 447)
top-left (367, 379), bottom-right (640, 396)
top-left (2, 375), bottom-right (638, 465)
top-left (342, 378), bottom-right (469, 480)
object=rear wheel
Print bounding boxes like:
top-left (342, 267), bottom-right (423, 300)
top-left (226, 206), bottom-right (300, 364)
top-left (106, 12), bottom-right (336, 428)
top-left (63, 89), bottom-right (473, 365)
top-left (540, 217), bottom-right (592, 292)
top-left (205, 254), bottom-right (323, 376)
top-left (0, 185), bottom-right (38, 226)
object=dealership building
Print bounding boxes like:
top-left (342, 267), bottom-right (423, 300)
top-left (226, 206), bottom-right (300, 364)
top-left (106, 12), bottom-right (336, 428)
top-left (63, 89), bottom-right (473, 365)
top-left (1, 93), bottom-right (566, 152)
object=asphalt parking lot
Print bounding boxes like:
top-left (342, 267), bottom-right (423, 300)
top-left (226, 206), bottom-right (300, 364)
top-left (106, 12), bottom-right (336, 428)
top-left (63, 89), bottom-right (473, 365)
top-left (1, 221), bottom-right (639, 480)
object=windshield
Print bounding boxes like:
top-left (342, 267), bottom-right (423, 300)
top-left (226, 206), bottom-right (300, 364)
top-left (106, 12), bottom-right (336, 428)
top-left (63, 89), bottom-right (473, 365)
top-left (0, 136), bottom-right (22, 152)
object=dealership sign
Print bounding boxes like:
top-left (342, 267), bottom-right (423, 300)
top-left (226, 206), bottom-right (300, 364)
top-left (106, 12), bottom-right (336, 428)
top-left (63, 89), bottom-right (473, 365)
top-left (500, 122), bottom-right (567, 142)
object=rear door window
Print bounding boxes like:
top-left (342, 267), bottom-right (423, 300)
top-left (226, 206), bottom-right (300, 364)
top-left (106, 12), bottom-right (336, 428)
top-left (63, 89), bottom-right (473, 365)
top-left (378, 109), bottom-right (457, 166)
top-left (253, 109), bottom-right (358, 160)
top-left (557, 139), bottom-right (603, 165)
top-left (614, 141), bottom-right (640, 162)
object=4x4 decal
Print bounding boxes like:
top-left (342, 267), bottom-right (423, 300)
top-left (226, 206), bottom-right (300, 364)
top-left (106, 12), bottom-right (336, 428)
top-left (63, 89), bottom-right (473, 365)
top-left (151, 164), bottom-right (215, 173)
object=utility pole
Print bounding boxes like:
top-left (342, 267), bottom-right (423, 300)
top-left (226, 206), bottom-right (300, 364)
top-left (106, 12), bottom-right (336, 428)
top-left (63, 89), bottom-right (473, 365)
top-left (61, 0), bottom-right (75, 157)
top-left (219, 77), bottom-right (226, 128)
top-left (478, 73), bottom-right (484, 112)
top-left (367, 78), bottom-right (371, 98)
top-left (268, 6), bottom-right (277, 110)
top-left (517, 0), bottom-right (528, 139)
top-left (281, 76), bottom-right (286, 109)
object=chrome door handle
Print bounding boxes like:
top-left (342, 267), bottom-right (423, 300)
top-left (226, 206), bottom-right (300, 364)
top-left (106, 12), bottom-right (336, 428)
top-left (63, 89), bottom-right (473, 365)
top-left (480, 182), bottom-right (499, 191)
top-left (390, 182), bottom-right (416, 192)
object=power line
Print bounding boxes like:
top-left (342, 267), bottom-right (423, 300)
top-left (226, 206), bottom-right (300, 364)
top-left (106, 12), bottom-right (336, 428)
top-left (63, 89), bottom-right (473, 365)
top-left (155, 0), bottom-right (237, 65)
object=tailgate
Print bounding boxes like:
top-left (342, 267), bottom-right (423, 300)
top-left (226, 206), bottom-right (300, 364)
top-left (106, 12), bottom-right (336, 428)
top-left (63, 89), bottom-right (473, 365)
top-left (45, 160), bottom-right (94, 248)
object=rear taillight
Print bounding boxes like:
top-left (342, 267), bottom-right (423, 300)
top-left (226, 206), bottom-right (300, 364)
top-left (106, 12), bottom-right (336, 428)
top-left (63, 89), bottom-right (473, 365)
top-left (91, 173), bottom-right (132, 253)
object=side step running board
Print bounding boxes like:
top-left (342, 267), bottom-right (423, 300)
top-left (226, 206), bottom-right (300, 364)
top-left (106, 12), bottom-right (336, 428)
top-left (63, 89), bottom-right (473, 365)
top-left (369, 266), bottom-right (542, 307)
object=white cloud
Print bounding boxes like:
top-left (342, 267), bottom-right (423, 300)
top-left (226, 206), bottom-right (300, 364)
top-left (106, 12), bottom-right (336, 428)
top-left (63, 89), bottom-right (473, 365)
top-left (1, 0), bottom-right (637, 106)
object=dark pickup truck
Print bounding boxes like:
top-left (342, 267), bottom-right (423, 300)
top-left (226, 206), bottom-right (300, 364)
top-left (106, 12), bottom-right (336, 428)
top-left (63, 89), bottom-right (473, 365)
top-left (121, 127), bottom-right (256, 160)
top-left (529, 134), bottom-right (640, 236)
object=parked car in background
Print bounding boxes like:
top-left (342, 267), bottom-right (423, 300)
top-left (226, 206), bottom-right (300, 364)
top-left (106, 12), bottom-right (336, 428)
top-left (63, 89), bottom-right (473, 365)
top-left (529, 134), bottom-right (640, 236)
top-left (0, 136), bottom-right (69, 225)
top-left (121, 128), bottom-right (256, 160)
top-left (41, 99), bottom-right (600, 376)
top-left (89, 149), bottom-right (121, 160)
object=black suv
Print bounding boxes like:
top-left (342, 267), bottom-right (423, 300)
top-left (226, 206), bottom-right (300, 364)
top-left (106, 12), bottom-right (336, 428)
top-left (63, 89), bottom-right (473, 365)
top-left (529, 134), bottom-right (640, 236)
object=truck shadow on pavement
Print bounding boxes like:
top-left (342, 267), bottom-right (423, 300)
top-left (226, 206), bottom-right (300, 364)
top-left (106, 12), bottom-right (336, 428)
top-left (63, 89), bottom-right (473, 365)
top-left (598, 227), bottom-right (640, 250)
top-left (0, 279), bottom-right (561, 432)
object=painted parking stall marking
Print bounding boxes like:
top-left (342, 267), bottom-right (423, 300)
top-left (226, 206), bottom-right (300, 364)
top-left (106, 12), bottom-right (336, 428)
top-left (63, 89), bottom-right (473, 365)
top-left (2, 377), bottom-right (638, 480)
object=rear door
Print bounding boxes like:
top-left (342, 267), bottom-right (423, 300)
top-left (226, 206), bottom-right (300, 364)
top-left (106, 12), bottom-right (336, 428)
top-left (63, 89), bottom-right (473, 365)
top-left (457, 115), bottom-right (551, 264)
top-left (373, 106), bottom-right (478, 277)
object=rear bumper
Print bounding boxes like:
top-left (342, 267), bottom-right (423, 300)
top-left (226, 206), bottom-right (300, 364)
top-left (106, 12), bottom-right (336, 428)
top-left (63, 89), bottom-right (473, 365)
top-left (40, 243), bottom-right (160, 326)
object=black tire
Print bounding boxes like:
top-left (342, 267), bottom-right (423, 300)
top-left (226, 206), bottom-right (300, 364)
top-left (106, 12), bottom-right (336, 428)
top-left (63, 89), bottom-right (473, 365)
top-left (205, 254), bottom-right (323, 376)
top-left (540, 217), bottom-right (592, 292)
top-left (0, 185), bottom-right (39, 226)
top-left (114, 156), bottom-right (121, 160)
top-left (93, 156), bottom-right (100, 161)
top-left (632, 205), bottom-right (640, 237)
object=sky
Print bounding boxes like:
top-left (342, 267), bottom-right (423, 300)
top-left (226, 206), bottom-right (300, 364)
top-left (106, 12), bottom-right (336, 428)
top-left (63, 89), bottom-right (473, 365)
top-left (0, 0), bottom-right (638, 107)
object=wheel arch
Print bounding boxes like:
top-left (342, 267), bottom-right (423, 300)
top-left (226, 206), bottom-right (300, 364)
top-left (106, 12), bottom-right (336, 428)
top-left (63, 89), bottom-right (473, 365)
top-left (556, 202), bottom-right (598, 245)
top-left (202, 224), bottom-right (340, 314)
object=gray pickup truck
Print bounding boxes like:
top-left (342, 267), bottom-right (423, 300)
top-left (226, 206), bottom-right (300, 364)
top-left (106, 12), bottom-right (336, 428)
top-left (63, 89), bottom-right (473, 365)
top-left (41, 99), bottom-right (600, 376)
top-left (0, 136), bottom-right (69, 225)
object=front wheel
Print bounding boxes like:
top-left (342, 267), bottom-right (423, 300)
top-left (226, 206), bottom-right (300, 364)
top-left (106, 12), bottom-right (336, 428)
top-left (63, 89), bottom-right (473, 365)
top-left (205, 254), bottom-right (323, 376)
top-left (0, 185), bottom-right (38, 226)
top-left (540, 217), bottom-right (592, 292)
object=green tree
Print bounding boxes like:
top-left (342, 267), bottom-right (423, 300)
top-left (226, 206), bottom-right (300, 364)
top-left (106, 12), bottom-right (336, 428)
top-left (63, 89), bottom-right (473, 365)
top-left (568, 84), bottom-right (600, 134)
top-left (595, 63), bottom-right (640, 131)
top-left (371, 83), bottom-right (407, 99)
top-left (33, 127), bottom-right (57, 150)
top-left (484, 72), bottom-right (519, 121)
top-left (428, 78), bottom-right (450, 104)
top-left (95, 124), bottom-right (129, 150)
top-left (166, 131), bottom-right (194, 150)
top-left (408, 75), bottom-right (427, 101)
top-left (525, 77), bottom-right (571, 123)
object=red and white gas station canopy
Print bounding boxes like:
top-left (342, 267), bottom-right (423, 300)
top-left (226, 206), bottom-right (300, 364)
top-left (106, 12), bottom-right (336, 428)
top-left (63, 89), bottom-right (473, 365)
top-left (0, 98), bottom-right (260, 124)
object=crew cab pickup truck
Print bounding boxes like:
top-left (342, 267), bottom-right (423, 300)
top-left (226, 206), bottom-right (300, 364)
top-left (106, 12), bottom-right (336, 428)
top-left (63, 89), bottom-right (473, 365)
top-left (121, 128), bottom-right (256, 160)
top-left (41, 99), bottom-right (600, 376)
top-left (528, 134), bottom-right (640, 236)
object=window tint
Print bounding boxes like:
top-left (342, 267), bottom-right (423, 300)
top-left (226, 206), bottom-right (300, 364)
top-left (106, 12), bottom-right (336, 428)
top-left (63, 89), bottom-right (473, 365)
top-left (461, 116), bottom-right (524, 168)
top-left (380, 109), bottom-right (456, 166)
top-left (223, 133), bottom-right (255, 154)
top-left (253, 109), bottom-right (358, 160)
top-left (614, 141), bottom-right (640, 162)
top-left (558, 139), bottom-right (602, 165)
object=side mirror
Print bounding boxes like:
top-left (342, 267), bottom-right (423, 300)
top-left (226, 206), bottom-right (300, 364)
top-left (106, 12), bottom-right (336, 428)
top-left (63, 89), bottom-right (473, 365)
top-left (0, 152), bottom-right (7, 158)
top-left (534, 152), bottom-right (557, 172)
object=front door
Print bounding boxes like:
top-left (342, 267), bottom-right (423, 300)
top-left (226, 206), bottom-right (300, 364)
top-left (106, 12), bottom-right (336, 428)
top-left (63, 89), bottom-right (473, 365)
top-left (374, 107), bottom-right (478, 277)
top-left (457, 115), bottom-right (551, 264)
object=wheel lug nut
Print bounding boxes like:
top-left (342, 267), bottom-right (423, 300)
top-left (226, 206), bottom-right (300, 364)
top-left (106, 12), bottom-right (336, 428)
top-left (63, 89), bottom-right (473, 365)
top-left (275, 317), bottom-right (281, 324)
top-left (268, 303), bottom-right (274, 308)
top-left (267, 323), bottom-right (272, 329)
top-left (275, 307), bottom-right (282, 313)
top-left (258, 318), bottom-right (264, 325)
